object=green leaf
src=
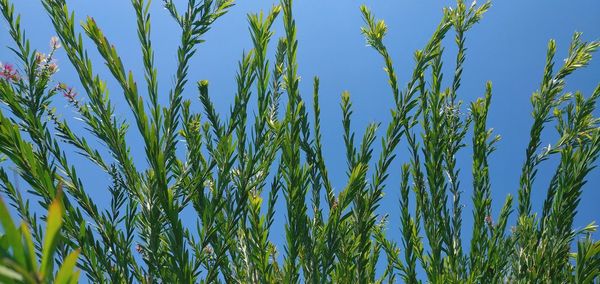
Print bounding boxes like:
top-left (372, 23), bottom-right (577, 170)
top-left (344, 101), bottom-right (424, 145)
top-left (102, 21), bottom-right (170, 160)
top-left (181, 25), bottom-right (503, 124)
top-left (20, 223), bottom-right (38, 273)
top-left (0, 197), bottom-right (24, 265)
top-left (40, 193), bottom-right (64, 279)
top-left (0, 265), bottom-right (24, 282)
top-left (54, 248), bottom-right (81, 284)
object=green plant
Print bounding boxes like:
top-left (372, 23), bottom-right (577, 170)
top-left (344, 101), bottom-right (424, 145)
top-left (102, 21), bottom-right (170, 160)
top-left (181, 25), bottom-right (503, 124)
top-left (0, 188), bottom-right (80, 283)
top-left (0, 0), bottom-right (599, 283)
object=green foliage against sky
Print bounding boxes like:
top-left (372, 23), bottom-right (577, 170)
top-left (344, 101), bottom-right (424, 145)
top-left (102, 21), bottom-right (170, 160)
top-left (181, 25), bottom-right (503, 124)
top-left (1, 0), bottom-right (599, 283)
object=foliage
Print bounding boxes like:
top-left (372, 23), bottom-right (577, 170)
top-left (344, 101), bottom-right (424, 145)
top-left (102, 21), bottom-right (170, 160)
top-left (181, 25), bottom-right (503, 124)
top-left (0, 187), bottom-right (80, 283)
top-left (0, 0), bottom-right (599, 283)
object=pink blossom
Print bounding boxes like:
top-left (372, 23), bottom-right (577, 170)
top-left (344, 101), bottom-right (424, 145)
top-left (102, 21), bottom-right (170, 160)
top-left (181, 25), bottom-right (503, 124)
top-left (48, 62), bottom-right (59, 74)
top-left (3, 63), bottom-right (13, 72)
top-left (0, 62), bottom-right (20, 82)
top-left (50, 36), bottom-right (61, 49)
top-left (57, 83), bottom-right (77, 101)
top-left (64, 90), bottom-right (77, 101)
top-left (485, 215), bottom-right (493, 226)
top-left (35, 52), bottom-right (47, 64)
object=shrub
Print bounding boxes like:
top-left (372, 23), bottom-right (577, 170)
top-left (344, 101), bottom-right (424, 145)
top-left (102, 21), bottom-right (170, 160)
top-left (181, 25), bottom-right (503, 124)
top-left (1, 0), bottom-right (599, 283)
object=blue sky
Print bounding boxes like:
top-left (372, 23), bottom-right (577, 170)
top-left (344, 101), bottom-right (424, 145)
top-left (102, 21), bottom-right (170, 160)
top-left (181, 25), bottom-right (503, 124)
top-left (2, 0), bottom-right (600, 279)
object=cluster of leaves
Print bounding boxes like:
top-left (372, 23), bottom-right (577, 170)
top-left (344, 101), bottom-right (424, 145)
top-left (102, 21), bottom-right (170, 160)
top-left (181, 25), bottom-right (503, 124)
top-left (0, 0), bottom-right (599, 283)
top-left (0, 187), bottom-right (80, 283)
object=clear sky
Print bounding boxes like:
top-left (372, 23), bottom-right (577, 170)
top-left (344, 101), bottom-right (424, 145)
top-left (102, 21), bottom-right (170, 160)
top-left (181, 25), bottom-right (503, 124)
top-left (2, 0), bottom-right (600, 280)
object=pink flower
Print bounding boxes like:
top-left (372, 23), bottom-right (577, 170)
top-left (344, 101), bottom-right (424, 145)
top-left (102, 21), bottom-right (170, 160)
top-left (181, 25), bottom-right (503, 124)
top-left (57, 83), bottom-right (77, 101)
top-left (47, 62), bottom-right (59, 74)
top-left (0, 63), bottom-right (20, 82)
top-left (35, 52), bottom-right (47, 64)
top-left (3, 63), bottom-right (13, 72)
top-left (485, 215), bottom-right (493, 226)
top-left (50, 36), bottom-right (61, 49)
top-left (64, 90), bottom-right (77, 101)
